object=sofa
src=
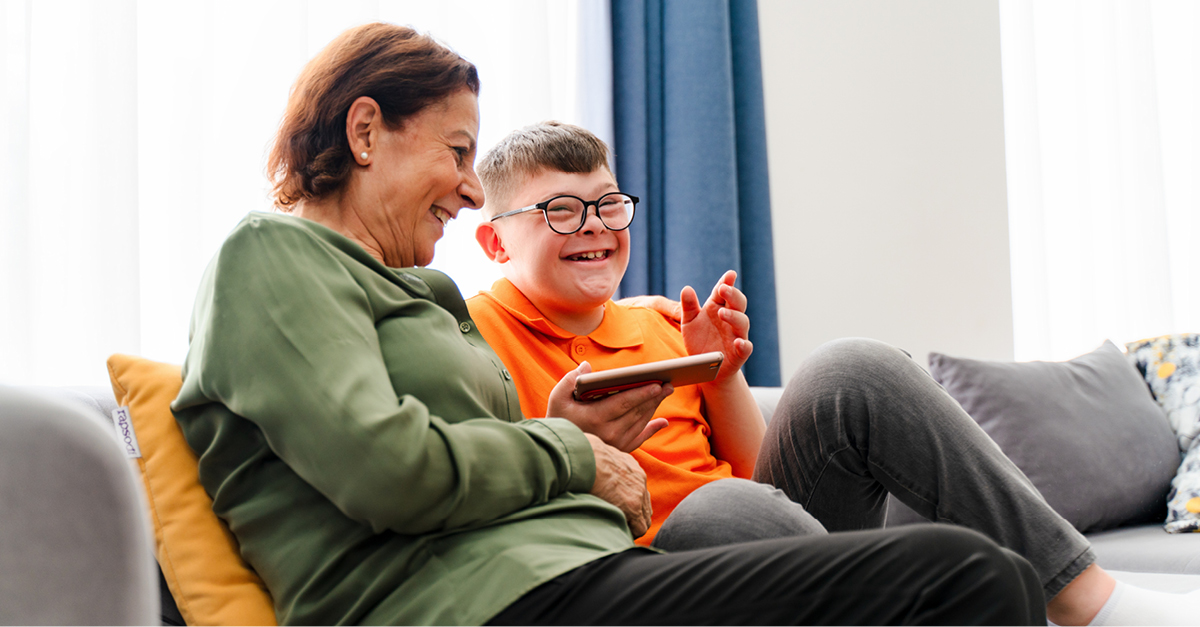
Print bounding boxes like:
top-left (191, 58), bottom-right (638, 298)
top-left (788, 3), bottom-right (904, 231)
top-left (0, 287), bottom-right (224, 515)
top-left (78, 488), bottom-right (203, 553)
top-left (4, 341), bottom-right (1200, 625)
top-left (0, 385), bottom-right (162, 625)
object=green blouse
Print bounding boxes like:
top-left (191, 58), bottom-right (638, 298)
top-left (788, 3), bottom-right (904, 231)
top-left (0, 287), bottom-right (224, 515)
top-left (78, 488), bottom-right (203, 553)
top-left (171, 212), bottom-right (637, 625)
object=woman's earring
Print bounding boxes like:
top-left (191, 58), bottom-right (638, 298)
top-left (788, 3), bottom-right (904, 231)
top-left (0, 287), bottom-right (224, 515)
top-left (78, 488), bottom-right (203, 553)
top-left (360, 152), bottom-right (369, 161)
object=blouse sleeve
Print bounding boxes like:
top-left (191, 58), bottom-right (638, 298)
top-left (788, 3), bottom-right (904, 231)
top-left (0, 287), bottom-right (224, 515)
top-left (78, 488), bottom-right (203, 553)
top-left (176, 217), bottom-right (596, 535)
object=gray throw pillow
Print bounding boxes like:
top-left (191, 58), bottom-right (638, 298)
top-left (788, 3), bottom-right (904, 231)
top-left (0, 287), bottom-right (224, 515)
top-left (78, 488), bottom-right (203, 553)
top-left (928, 341), bottom-right (1179, 534)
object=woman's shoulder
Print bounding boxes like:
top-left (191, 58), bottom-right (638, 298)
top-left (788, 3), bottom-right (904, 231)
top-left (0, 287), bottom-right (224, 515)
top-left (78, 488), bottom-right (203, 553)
top-left (205, 212), bottom-right (450, 308)
top-left (224, 211), bottom-right (338, 248)
top-left (216, 211), bottom-right (377, 269)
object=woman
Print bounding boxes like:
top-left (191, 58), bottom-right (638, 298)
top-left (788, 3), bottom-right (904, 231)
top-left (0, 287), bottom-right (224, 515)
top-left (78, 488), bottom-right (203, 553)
top-left (171, 22), bottom-right (1042, 625)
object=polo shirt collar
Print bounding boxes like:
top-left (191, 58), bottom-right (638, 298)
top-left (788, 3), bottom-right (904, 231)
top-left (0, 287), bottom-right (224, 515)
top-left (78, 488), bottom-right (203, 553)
top-left (485, 278), bottom-right (644, 349)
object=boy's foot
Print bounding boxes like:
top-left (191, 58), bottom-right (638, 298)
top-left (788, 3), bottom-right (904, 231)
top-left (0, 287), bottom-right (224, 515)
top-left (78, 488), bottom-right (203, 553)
top-left (1087, 581), bottom-right (1200, 626)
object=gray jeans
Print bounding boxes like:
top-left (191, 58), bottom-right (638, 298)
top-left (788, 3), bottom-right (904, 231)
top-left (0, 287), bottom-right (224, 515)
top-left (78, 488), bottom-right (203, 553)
top-left (653, 337), bottom-right (1094, 600)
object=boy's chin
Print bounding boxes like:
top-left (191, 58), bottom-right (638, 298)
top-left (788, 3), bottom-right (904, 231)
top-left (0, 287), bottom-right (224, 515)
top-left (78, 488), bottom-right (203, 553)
top-left (560, 293), bottom-right (611, 313)
top-left (569, 279), bottom-right (621, 305)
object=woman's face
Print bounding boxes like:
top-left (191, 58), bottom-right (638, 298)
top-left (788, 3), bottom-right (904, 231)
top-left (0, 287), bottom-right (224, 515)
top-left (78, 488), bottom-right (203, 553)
top-left (359, 89), bottom-right (483, 267)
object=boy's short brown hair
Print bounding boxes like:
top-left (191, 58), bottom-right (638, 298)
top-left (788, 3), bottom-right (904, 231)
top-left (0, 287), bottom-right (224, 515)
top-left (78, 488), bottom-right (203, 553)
top-left (477, 121), bottom-right (612, 218)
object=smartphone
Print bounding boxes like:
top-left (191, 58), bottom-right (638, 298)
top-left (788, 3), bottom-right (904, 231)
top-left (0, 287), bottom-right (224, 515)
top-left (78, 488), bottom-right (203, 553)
top-left (573, 352), bottom-right (724, 401)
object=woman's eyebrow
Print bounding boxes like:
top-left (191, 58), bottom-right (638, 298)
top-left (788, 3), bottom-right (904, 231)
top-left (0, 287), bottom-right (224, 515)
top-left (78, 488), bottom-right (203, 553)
top-left (451, 130), bottom-right (477, 150)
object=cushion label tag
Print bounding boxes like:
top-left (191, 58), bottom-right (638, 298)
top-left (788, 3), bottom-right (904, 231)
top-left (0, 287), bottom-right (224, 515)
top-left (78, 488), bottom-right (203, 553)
top-left (112, 406), bottom-right (142, 459)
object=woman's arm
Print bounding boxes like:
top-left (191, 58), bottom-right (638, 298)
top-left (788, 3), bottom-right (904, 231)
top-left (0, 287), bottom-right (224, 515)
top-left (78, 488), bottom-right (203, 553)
top-left (178, 217), bottom-right (597, 536)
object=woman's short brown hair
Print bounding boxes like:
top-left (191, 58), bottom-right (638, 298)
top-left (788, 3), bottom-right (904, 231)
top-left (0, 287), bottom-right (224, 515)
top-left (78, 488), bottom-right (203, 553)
top-left (268, 23), bottom-right (480, 209)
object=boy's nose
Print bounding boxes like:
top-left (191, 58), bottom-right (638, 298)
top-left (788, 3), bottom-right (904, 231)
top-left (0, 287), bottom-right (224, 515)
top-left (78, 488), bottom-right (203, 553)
top-left (579, 207), bottom-right (608, 234)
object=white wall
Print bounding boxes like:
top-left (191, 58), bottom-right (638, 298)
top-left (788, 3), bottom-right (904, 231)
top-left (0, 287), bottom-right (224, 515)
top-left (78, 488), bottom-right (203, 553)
top-left (758, 0), bottom-right (1014, 379)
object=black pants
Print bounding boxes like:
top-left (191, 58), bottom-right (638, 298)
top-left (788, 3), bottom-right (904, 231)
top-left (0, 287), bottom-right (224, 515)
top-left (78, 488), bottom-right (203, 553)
top-left (488, 525), bottom-right (1045, 626)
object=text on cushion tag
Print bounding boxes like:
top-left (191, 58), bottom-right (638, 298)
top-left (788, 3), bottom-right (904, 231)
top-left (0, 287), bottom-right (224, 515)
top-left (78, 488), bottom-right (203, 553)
top-left (111, 406), bottom-right (142, 459)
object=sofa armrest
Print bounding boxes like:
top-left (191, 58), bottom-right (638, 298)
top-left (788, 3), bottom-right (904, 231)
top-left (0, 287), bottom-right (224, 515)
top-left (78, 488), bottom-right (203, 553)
top-left (0, 386), bottom-right (159, 624)
top-left (749, 386), bottom-right (785, 426)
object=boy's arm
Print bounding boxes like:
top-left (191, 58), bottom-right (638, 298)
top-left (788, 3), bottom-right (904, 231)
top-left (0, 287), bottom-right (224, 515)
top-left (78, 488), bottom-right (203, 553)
top-left (682, 270), bottom-right (765, 478)
top-left (700, 371), bottom-right (765, 478)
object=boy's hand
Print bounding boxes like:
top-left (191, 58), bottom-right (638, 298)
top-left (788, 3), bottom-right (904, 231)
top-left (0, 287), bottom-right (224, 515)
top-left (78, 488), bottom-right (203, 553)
top-left (681, 270), bottom-right (753, 384)
top-left (546, 362), bottom-right (672, 453)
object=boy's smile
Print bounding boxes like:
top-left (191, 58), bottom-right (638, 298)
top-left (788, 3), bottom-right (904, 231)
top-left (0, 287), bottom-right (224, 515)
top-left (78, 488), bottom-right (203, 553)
top-left (565, 250), bottom-right (612, 261)
top-left (476, 168), bottom-right (631, 336)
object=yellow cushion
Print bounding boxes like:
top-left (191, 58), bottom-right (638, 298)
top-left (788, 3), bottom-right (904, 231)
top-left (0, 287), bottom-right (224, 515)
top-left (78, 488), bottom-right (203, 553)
top-left (107, 354), bottom-right (277, 626)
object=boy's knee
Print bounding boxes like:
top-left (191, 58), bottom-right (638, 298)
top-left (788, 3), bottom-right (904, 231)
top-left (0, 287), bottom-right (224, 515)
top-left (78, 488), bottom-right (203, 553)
top-left (773, 338), bottom-right (907, 429)
top-left (795, 338), bottom-right (914, 384)
top-left (774, 337), bottom-right (933, 433)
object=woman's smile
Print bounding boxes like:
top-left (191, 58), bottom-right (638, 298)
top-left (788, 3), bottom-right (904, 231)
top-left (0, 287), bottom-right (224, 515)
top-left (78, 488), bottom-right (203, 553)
top-left (432, 206), bottom-right (454, 226)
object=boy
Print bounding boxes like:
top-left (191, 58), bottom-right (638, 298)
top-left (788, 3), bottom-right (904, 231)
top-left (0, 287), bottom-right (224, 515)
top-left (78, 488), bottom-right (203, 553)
top-left (465, 122), bottom-right (1198, 624)
top-left (466, 121), bottom-right (770, 545)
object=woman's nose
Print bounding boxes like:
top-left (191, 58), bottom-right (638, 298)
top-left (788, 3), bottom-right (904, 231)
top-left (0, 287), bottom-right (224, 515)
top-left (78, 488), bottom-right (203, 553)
top-left (459, 167), bottom-right (484, 210)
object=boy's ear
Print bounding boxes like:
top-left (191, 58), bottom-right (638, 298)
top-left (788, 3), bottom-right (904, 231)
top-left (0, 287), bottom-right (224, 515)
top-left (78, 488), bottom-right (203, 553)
top-left (475, 221), bottom-right (511, 264)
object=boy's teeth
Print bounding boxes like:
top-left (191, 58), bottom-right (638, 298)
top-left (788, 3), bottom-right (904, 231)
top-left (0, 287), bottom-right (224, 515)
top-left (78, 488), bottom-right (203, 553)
top-left (571, 251), bottom-right (607, 261)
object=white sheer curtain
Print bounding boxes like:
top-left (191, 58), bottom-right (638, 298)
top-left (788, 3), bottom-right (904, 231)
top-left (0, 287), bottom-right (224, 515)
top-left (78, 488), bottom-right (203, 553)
top-left (1000, 0), bottom-right (1199, 361)
top-left (0, 0), bottom-right (612, 387)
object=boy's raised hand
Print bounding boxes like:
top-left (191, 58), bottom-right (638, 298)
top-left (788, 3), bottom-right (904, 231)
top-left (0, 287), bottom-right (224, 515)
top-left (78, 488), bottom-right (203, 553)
top-left (681, 270), bottom-right (753, 384)
top-left (546, 362), bottom-right (672, 453)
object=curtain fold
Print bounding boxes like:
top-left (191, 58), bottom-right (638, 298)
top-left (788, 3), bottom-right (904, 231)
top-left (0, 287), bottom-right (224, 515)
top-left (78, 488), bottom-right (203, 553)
top-left (1000, 0), bottom-right (1199, 361)
top-left (0, 0), bottom-right (613, 387)
top-left (612, 0), bottom-right (780, 386)
top-left (1, 0), bottom-right (142, 387)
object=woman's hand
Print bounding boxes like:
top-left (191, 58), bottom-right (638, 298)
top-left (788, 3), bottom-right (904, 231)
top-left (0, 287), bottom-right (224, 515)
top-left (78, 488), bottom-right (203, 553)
top-left (682, 270), bottom-right (753, 384)
top-left (586, 434), bottom-right (652, 538)
top-left (547, 362), bottom-right (672, 453)
top-left (615, 294), bottom-right (682, 323)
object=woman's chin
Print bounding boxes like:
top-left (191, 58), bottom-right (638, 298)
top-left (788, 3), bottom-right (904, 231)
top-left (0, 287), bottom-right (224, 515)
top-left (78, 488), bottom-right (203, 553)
top-left (409, 246), bottom-right (435, 268)
top-left (413, 232), bottom-right (445, 267)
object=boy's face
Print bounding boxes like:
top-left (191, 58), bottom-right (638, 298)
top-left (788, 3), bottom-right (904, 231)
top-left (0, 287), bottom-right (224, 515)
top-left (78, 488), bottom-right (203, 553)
top-left (477, 168), bottom-right (630, 319)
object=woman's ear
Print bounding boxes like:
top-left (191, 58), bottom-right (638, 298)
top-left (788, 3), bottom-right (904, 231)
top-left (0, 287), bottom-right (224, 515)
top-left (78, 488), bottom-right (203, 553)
top-left (475, 221), bottom-right (510, 264)
top-left (346, 96), bottom-right (381, 165)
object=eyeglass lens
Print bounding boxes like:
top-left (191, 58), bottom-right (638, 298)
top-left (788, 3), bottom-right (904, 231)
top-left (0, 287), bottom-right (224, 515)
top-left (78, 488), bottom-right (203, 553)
top-left (545, 193), bottom-right (635, 234)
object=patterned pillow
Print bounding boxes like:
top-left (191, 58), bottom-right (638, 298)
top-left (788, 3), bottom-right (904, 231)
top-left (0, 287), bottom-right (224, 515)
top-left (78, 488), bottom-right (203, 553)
top-left (1126, 334), bottom-right (1200, 533)
top-left (1169, 443), bottom-right (1200, 533)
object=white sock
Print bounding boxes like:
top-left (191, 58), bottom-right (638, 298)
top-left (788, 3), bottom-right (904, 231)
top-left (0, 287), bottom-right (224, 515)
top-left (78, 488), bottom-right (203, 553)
top-left (1088, 581), bottom-right (1200, 626)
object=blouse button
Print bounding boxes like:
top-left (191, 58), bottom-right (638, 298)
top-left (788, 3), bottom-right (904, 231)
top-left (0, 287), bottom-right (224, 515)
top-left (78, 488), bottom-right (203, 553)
top-left (574, 345), bottom-right (586, 355)
top-left (459, 321), bottom-right (472, 333)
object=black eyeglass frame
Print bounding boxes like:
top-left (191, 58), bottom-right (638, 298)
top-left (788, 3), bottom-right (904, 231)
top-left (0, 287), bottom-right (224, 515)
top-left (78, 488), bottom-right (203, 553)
top-left (489, 192), bottom-right (639, 235)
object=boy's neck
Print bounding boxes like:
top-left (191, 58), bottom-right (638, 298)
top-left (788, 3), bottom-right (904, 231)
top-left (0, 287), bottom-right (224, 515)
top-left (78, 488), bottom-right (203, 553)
top-left (536, 301), bottom-right (607, 337)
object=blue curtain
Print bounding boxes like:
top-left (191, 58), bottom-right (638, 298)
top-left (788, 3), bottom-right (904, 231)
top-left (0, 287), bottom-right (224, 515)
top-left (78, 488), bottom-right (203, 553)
top-left (612, 0), bottom-right (780, 386)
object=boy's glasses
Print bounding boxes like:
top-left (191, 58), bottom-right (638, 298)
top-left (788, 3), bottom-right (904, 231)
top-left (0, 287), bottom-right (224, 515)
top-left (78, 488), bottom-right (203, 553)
top-left (490, 192), bottom-right (638, 235)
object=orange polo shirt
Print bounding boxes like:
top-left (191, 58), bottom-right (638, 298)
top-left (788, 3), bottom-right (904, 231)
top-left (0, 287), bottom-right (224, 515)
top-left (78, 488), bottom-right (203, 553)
top-left (466, 278), bottom-right (735, 545)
